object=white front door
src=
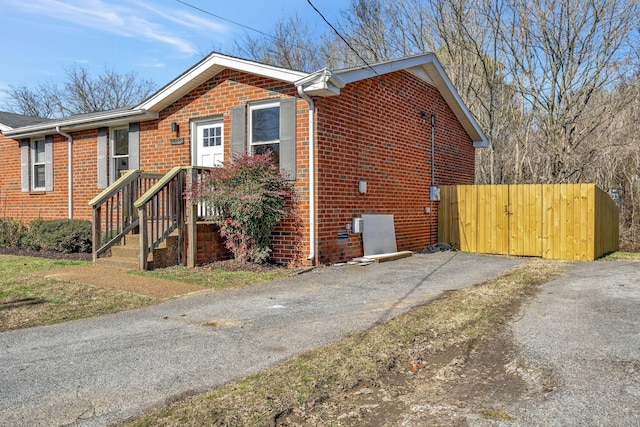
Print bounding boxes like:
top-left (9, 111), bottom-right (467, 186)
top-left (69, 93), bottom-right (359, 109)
top-left (195, 120), bottom-right (224, 167)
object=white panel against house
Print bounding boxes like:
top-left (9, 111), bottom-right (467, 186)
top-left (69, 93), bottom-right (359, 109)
top-left (362, 214), bottom-right (397, 256)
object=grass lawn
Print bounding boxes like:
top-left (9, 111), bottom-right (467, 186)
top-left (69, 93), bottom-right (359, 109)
top-left (0, 255), bottom-right (289, 332)
top-left (0, 255), bottom-right (156, 331)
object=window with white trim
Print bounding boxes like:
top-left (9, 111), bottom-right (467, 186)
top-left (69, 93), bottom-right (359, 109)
top-left (111, 127), bottom-right (129, 182)
top-left (249, 102), bottom-right (280, 165)
top-left (31, 139), bottom-right (46, 190)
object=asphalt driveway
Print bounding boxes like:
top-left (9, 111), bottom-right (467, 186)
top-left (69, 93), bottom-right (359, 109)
top-left (505, 260), bottom-right (640, 426)
top-left (0, 252), bottom-right (524, 427)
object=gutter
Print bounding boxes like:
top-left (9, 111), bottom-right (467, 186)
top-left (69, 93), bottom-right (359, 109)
top-left (5, 109), bottom-right (158, 139)
top-left (297, 86), bottom-right (316, 263)
top-left (55, 126), bottom-right (73, 219)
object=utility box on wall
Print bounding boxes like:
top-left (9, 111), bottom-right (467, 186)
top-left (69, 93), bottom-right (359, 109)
top-left (430, 186), bottom-right (440, 201)
top-left (352, 217), bottom-right (364, 233)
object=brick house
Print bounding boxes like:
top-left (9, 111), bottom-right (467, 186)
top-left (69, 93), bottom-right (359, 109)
top-left (0, 52), bottom-right (487, 267)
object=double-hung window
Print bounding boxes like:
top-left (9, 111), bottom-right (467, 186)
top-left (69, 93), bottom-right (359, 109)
top-left (97, 123), bottom-right (139, 189)
top-left (31, 139), bottom-right (46, 190)
top-left (21, 136), bottom-right (53, 192)
top-left (111, 127), bottom-right (129, 181)
top-left (230, 98), bottom-right (296, 179)
top-left (249, 102), bottom-right (281, 165)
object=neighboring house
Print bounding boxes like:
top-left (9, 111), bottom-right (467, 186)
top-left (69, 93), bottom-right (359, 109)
top-left (0, 52), bottom-right (488, 267)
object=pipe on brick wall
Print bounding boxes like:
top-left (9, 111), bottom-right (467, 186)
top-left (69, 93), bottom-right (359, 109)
top-left (297, 86), bottom-right (316, 262)
top-left (56, 126), bottom-right (73, 219)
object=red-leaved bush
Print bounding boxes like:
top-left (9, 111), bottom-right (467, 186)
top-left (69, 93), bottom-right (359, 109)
top-left (187, 152), bottom-right (296, 264)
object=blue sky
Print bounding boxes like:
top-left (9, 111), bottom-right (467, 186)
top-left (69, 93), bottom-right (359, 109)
top-left (0, 0), bottom-right (346, 104)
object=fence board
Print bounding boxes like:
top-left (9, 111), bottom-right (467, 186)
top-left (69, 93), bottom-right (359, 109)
top-left (438, 184), bottom-right (619, 261)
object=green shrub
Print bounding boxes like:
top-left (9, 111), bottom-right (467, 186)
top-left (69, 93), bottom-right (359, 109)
top-left (21, 219), bottom-right (93, 253)
top-left (0, 218), bottom-right (27, 247)
top-left (188, 152), bottom-right (296, 264)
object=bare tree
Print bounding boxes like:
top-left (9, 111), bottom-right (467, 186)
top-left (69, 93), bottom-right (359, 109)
top-left (2, 64), bottom-right (157, 118)
top-left (3, 82), bottom-right (61, 118)
top-left (498, 0), bottom-right (639, 183)
top-left (236, 14), bottom-right (324, 72)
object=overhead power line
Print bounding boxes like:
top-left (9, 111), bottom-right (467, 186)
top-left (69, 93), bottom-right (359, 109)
top-left (176, 0), bottom-right (274, 40)
top-left (176, 0), bottom-right (378, 74)
top-left (176, 0), bottom-right (335, 69)
top-left (305, 0), bottom-right (378, 75)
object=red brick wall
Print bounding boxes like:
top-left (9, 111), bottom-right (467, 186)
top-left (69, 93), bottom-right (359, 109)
top-left (179, 223), bottom-right (231, 265)
top-left (313, 71), bottom-right (475, 265)
top-left (148, 70), bottom-right (311, 266)
top-left (0, 129), bottom-right (131, 222)
top-left (0, 133), bottom-right (69, 220)
top-left (0, 68), bottom-right (477, 267)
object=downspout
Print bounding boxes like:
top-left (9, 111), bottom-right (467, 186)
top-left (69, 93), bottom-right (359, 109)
top-left (297, 86), bottom-right (316, 262)
top-left (431, 115), bottom-right (435, 186)
top-left (56, 126), bottom-right (73, 219)
top-left (430, 115), bottom-right (436, 244)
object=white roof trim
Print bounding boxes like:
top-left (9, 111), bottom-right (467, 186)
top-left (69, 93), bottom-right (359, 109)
top-left (137, 53), bottom-right (309, 112)
top-left (0, 123), bottom-right (12, 132)
top-left (3, 110), bottom-right (157, 139)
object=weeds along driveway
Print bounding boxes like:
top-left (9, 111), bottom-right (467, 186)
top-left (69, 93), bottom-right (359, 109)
top-left (0, 252), bottom-right (524, 427)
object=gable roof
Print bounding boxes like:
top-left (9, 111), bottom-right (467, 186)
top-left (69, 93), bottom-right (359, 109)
top-left (0, 111), bottom-right (51, 133)
top-left (2, 52), bottom-right (488, 147)
top-left (137, 53), bottom-right (308, 112)
top-left (298, 53), bottom-right (488, 147)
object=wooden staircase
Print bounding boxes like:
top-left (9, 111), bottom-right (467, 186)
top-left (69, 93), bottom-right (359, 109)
top-left (90, 167), bottom-right (210, 271)
top-left (95, 231), bottom-right (180, 270)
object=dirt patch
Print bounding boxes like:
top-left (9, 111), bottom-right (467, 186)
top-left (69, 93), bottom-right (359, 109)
top-left (276, 331), bottom-right (555, 426)
top-left (36, 265), bottom-right (205, 299)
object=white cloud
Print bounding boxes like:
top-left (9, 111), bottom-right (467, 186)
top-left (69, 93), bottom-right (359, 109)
top-left (138, 62), bottom-right (167, 69)
top-left (4, 0), bottom-right (227, 55)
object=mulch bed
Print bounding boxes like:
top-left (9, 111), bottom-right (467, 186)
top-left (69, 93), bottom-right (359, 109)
top-left (198, 258), bottom-right (285, 273)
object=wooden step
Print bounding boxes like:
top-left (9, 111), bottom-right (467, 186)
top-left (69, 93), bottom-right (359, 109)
top-left (95, 230), bottom-right (180, 271)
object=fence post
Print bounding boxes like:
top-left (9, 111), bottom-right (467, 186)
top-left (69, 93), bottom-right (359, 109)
top-left (139, 206), bottom-right (148, 271)
top-left (187, 168), bottom-right (198, 268)
top-left (92, 206), bottom-right (101, 263)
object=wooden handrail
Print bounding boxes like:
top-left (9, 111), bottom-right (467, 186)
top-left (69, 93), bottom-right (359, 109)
top-left (91, 166), bottom-right (216, 269)
top-left (135, 166), bottom-right (188, 270)
top-left (88, 170), bottom-right (140, 208)
top-left (90, 170), bottom-right (163, 263)
top-left (134, 166), bottom-right (183, 209)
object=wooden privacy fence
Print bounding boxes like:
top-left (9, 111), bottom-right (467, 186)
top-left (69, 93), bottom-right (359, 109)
top-left (438, 184), bottom-right (619, 261)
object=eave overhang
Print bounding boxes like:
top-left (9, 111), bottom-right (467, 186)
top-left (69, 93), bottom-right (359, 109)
top-left (136, 53), bottom-right (309, 112)
top-left (3, 109), bottom-right (158, 139)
